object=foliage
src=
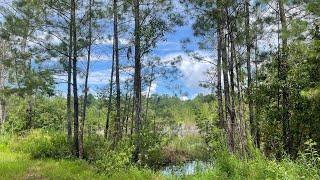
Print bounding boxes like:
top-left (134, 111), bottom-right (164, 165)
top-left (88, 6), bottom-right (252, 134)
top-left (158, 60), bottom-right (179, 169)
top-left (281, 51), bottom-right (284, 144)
top-left (94, 139), bottom-right (134, 175)
top-left (189, 150), bottom-right (320, 180)
top-left (10, 129), bottom-right (72, 159)
top-left (298, 139), bottom-right (320, 171)
top-left (4, 96), bottom-right (66, 132)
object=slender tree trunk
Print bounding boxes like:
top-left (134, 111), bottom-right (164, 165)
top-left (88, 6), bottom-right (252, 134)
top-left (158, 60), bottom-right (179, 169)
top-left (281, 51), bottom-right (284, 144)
top-left (21, 35), bottom-right (33, 130)
top-left (132, 0), bottom-right (142, 162)
top-left (105, 38), bottom-right (115, 139)
top-left (130, 97), bottom-right (135, 137)
top-left (122, 91), bottom-right (130, 135)
top-left (71, 0), bottom-right (79, 158)
top-left (221, 10), bottom-right (234, 152)
top-left (254, 28), bottom-right (261, 148)
top-left (216, 22), bottom-right (224, 129)
top-left (227, 9), bottom-right (237, 152)
top-left (121, 82), bottom-right (129, 135)
top-left (245, 0), bottom-right (256, 147)
top-left (0, 65), bottom-right (5, 129)
top-left (79, 0), bottom-right (93, 159)
top-left (235, 45), bottom-right (247, 153)
top-left (278, 0), bottom-right (291, 155)
top-left (145, 66), bottom-right (154, 121)
top-left (125, 95), bottom-right (131, 135)
top-left (113, 0), bottom-right (121, 143)
top-left (217, 0), bottom-right (228, 131)
top-left (0, 42), bottom-right (6, 129)
top-left (67, 3), bottom-right (73, 145)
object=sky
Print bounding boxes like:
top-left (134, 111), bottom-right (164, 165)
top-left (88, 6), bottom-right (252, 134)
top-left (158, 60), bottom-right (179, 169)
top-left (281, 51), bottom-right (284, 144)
top-left (54, 22), bottom-right (214, 101)
top-left (2, 0), bottom-right (303, 101)
top-left (0, 0), bottom-right (214, 101)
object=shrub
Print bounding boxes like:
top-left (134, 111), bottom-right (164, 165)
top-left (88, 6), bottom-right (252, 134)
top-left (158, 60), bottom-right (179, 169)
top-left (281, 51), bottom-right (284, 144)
top-left (95, 138), bottom-right (134, 175)
top-left (10, 129), bottom-right (71, 159)
top-left (210, 150), bottom-right (320, 180)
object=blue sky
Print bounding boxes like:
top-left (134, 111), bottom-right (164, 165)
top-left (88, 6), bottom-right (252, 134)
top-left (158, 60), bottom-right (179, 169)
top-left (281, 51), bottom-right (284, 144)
top-left (0, 0), bottom-right (215, 100)
top-left (54, 23), bottom-right (215, 100)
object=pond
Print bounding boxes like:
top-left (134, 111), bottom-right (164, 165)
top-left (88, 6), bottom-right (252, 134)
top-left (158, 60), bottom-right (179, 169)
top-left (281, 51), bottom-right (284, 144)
top-left (161, 161), bottom-right (213, 176)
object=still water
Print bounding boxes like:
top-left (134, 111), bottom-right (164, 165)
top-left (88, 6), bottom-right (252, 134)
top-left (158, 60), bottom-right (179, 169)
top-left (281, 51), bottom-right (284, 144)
top-left (161, 161), bottom-right (213, 176)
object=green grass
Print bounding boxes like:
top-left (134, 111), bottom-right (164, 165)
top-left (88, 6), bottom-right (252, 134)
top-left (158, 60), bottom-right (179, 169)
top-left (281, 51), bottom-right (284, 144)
top-left (1, 134), bottom-right (319, 180)
top-left (0, 146), bottom-right (162, 180)
top-left (0, 148), bottom-right (31, 179)
top-left (163, 135), bottom-right (209, 163)
top-left (0, 147), bottom-right (104, 179)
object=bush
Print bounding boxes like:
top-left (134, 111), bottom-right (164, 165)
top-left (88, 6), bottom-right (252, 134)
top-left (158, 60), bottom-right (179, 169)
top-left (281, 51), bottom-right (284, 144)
top-left (82, 135), bottom-right (109, 162)
top-left (10, 129), bottom-right (72, 159)
top-left (94, 138), bottom-right (134, 175)
top-left (200, 150), bottom-right (320, 179)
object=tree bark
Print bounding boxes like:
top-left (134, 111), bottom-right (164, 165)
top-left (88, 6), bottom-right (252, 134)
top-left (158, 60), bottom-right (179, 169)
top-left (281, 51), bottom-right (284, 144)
top-left (278, 0), bottom-right (291, 155)
top-left (216, 18), bottom-right (224, 130)
top-left (0, 48), bottom-right (6, 129)
top-left (130, 97), bottom-right (135, 137)
top-left (133, 0), bottom-right (142, 162)
top-left (221, 8), bottom-right (234, 152)
top-left (105, 37), bottom-right (115, 139)
top-left (245, 0), bottom-right (256, 147)
top-left (254, 27), bottom-right (261, 148)
top-left (122, 90), bottom-right (129, 135)
top-left (67, 2), bottom-right (73, 145)
top-left (145, 66), bottom-right (154, 121)
top-left (113, 0), bottom-right (121, 143)
top-left (125, 94), bottom-right (131, 135)
top-left (71, 0), bottom-right (79, 158)
top-left (227, 8), bottom-right (237, 152)
top-left (79, 0), bottom-right (93, 159)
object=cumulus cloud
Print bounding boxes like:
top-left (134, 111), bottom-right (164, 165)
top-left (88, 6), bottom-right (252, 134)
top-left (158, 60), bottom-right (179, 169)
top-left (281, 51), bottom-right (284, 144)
top-left (142, 82), bottom-right (157, 96)
top-left (180, 95), bottom-right (189, 101)
top-left (161, 51), bottom-right (213, 89)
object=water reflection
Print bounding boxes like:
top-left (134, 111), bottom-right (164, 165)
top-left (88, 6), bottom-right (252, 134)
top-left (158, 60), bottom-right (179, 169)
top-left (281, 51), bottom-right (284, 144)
top-left (161, 161), bottom-right (213, 176)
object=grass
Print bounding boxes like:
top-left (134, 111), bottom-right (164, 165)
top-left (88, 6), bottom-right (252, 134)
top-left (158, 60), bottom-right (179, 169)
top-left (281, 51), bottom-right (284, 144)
top-left (1, 134), bottom-right (319, 180)
top-left (0, 145), bottom-right (162, 180)
top-left (163, 135), bottom-right (209, 164)
top-left (0, 147), bottom-right (104, 179)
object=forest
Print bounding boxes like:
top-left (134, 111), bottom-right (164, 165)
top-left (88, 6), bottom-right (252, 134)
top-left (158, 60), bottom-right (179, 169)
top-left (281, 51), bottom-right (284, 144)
top-left (0, 0), bottom-right (319, 179)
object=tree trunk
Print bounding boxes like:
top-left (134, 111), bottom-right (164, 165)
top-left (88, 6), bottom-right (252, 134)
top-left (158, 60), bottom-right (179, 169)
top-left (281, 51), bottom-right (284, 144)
top-left (71, 0), bottom-right (79, 158)
top-left (133, 0), bottom-right (142, 162)
top-left (221, 9), bottom-right (234, 152)
top-left (114, 0), bottom-right (121, 143)
top-left (130, 97), bottom-right (135, 137)
top-left (122, 91), bottom-right (129, 135)
top-left (125, 95), bottom-right (131, 135)
top-left (145, 66), bottom-right (154, 121)
top-left (216, 12), bottom-right (224, 129)
top-left (227, 8), bottom-right (237, 152)
top-left (105, 37), bottom-right (115, 139)
top-left (79, 0), bottom-right (93, 159)
top-left (278, 0), bottom-right (291, 155)
top-left (254, 27), bottom-right (261, 148)
top-left (245, 0), bottom-right (256, 147)
top-left (121, 81), bottom-right (129, 135)
top-left (67, 3), bottom-right (73, 145)
top-left (0, 42), bottom-right (6, 130)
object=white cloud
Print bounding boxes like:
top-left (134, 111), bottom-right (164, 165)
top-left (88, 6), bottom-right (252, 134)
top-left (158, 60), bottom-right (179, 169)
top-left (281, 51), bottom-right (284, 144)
top-left (180, 95), bottom-right (189, 101)
top-left (142, 81), bottom-right (157, 96)
top-left (161, 51), bottom-right (213, 89)
top-left (78, 53), bottom-right (112, 62)
top-left (96, 37), bottom-right (130, 46)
